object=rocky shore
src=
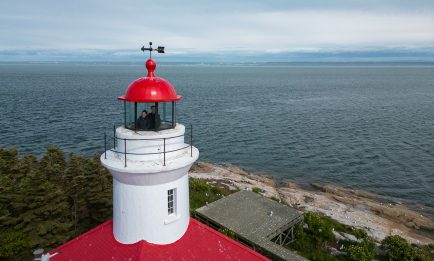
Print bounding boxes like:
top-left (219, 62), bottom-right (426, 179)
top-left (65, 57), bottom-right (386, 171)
top-left (190, 161), bottom-right (434, 245)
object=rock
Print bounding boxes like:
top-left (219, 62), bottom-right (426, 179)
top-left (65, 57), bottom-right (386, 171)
top-left (304, 196), bottom-right (314, 203)
top-left (341, 232), bottom-right (360, 242)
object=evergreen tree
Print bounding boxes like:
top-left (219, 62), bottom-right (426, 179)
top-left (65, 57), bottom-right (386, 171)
top-left (39, 147), bottom-right (65, 183)
top-left (0, 149), bottom-right (24, 233)
top-left (17, 170), bottom-right (72, 250)
top-left (63, 153), bottom-right (90, 234)
top-left (62, 154), bottom-right (112, 235)
top-left (0, 148), bottom-right (20, 178)
top-left (0, 147), bottom-right (113, 259)
top-left (0, 173), bottom-right (16, 231)
top-left (0, 229), bottom-right (29, 260)
top-left (83, 155), bottom-right (112, 225)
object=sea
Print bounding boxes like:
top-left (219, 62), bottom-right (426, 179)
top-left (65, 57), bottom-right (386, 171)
top-left (1, 62), bottom-right (433, 217)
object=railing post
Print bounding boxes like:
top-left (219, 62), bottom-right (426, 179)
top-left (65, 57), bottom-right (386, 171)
top-left (124, 139), bottom-right (127, 168)
top-left (113, 125), bottom-right (116, 148)
top-left (190, 124), bottom-right (193, 157)
top-left (104, 132), bottom-right (107, 159)
top-left (163, 138), bottom-right (166, 166)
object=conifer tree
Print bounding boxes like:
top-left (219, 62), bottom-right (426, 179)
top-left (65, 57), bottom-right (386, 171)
top-left (39, 147), bottom-right (65, 183)
top-left (63, 153), bottom-right (90, 234)
top-left (0, 147), bottom-right (113, 259)
top-left (17, 170), bottom-right (72, 250)
top-left (0, 148), bottom-right (20, 178)
top-left (83, 155), bottom-right (112, 225)
top-left (0, 149), bottom-right (22, 231)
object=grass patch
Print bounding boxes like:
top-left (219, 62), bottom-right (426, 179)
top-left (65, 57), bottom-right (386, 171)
top-left (252, 187), bottom-right (264, 194)
top-left (189, 178), bottom-right (234, 212)
top-left (286, 212), bottom-right (377, 261)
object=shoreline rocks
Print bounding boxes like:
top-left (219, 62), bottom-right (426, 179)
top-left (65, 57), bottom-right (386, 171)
top-left (190, 161), bottom-right (434, 245)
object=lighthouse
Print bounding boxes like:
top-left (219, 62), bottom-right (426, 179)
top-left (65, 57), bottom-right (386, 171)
top-left (47, 45), bottom-right (269, 261)
top-left (100, 43), bottom-right (199, 245)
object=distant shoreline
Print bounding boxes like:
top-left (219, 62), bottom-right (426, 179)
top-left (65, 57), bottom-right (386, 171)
top-left (1, 61), bottom-right (434, 67)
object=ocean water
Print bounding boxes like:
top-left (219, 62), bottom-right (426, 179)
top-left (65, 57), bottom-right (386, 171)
top-left (1, 63), bottom-right (433, 216)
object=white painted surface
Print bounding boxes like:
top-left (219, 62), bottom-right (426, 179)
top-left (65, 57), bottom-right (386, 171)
top-left (100, 123), bottom-right (199, 245)
top-left (114, 125), bottom-right (189, 162)
top-left (113, 174), bottom-right (190, 244)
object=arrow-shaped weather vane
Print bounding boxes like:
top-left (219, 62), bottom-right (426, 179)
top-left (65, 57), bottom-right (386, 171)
top-left (141, 42), bottom-right (165, 58)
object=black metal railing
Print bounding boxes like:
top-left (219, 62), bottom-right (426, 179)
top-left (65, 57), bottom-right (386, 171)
top-left (104, 124), bottom-right (193, 167)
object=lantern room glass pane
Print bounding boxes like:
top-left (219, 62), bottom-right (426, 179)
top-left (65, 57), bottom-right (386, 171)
top-left (125, 102), bottom-right (136, 129)
top-left (159, 102), bottom-right (174, 130)
top-left (124, 101), bottom-right (175, 131)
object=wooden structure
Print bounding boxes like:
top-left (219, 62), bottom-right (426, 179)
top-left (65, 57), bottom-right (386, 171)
top-left (195, 190), bottom-right (307, 261)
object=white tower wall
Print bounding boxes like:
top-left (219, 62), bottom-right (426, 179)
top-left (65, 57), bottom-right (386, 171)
top-left (113, 173), bottom-right (190, 244)
top-left (101, 124), bottom-right (199, 245)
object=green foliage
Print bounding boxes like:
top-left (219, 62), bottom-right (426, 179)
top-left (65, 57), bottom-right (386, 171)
top-left (0, 148), bottom-right (19, 175)
top-left (288, 214), bottom-right (340, 261)
top-left (289, 224), bottom-right (341, 261)
top-left (0, 229), bottom-right (29, 260)
top-left (189, 178), bottom-right (233, 212)
top-left (39, 147), bottom-right (66, 183)
top-left (252, 187), bottom-right (264, 194)
top-left (381, 235), bottom-right (433, 261)
top-left (0, 147), bottom-right (113, 260)
top-left (317, 214), bottom-right (354, 235)
top-left (347, 238), bottom-right (376, 261)
top-left (270, 196), bottom-right (280, 202)
top-left (304, 212), bottom-right (335, 243)
top-left (415, 245), bottom-right (434, 261)
top-left (18, 171), bottom-right (72, 249)
top-left (381, 235), bottom-right (414, 261)
top-left (287, 212), bottom-right (380, 261)
top-left (353, 228), bottom-right (368, 240)
top-left (218, 227), bottom-right (236, 239)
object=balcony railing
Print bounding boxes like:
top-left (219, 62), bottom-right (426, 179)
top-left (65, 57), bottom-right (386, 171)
top-left (104, 124), bottom-right (193, 167)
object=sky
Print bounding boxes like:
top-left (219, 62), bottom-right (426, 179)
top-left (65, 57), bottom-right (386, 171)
top-left (1, 0), bottom-right (434, 62)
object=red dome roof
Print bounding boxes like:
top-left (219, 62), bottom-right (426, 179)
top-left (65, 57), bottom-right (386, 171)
top-left (118, 59), bottom-right (182, 102)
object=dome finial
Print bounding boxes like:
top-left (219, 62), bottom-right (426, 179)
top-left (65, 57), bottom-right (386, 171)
top-left (141, 42), bottom-right (165, 77)
top-left (146, 59), bottom-right (156, 77)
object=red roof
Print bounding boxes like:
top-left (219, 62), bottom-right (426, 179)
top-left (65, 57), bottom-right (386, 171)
top-left (118, 59), bottom-right (182, 102)
top-left (49, 218), bottom-right (270, 261)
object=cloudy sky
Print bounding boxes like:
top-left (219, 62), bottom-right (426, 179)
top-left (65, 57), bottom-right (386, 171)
top-left (1, 0), bottom-right (433, 61)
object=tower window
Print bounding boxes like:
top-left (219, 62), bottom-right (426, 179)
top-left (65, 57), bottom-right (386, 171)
top-left (167, 189), bottom-right (176, 215)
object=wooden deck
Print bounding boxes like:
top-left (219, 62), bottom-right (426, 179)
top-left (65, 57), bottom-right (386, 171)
top-left (195, 190), bottom-right (307, 261)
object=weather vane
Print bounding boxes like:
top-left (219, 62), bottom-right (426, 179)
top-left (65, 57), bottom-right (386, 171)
top-left (141, 42), bottom-right (165, 58)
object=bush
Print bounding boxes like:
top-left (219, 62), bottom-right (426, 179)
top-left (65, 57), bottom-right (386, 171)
top-left (381, 235), bottom-right (416, 261)
top-left (304, 212), bottom-right (335, 243)
top-left (353, 228), bottom-right (368, 240)
top-left (252, 187), bottom-right (264, 194)
top-left (347, 238), bottom-right (376, 261)
top-left (381, 235), bottom-right (434, 261)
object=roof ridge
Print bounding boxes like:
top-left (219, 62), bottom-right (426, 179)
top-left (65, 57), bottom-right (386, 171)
top-left (137, 240), bottom-right (148, 260)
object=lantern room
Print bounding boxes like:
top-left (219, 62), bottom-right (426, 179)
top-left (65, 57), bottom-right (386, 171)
top-left (118, 58), bottom-right (181, 131)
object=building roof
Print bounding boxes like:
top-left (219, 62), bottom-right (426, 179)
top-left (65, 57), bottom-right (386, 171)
top-left (118, 59), bottom-right (182, 103)
top-left (196, 191), bottom-right (306, 261)
top-left (49, 218), bottom-right (270, 260)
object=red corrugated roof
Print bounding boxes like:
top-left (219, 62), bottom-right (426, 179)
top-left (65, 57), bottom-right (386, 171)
top-left (49, 218), bottom-right (270, 260)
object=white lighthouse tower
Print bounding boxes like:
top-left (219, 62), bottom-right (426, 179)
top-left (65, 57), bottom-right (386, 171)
top-left (101, 44), bottom-right (199, 245)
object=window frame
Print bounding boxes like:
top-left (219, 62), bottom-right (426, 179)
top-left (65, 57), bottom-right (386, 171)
top-left (123, 101), bottom-right (176, 131)
top-left (167, 188), bottom-right (176, 216)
